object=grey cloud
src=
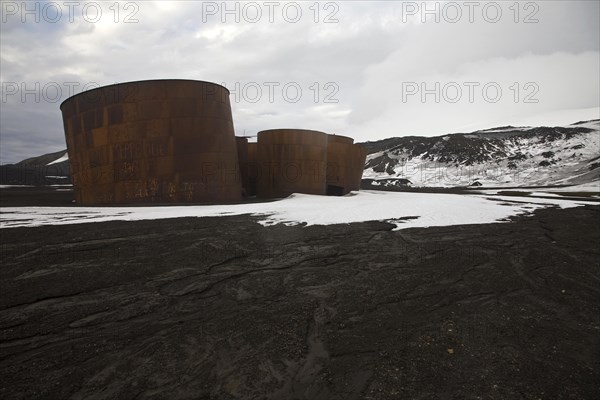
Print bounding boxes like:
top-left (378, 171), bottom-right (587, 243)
top-left (1, 0), bottom-right (598, 163)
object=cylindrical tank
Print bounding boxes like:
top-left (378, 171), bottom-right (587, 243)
top-left (60, 79), bottom-right (242, 205)
top-left (235, 136), bottom-right (250, 196)
top-left (348, 144), bottom-right (368, 191)
top-left (246, 142), bottom-right (258, 196)
top-left (256, 129), bottom-right (327, 198)
top-left (326, 134), bottom-right (355, 195)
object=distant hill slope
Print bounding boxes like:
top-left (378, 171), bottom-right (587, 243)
top-left (1, 150), bottom-right (70, 185)
top-left (16, 149), bottom-right (68, 168)
top-left (359, 120), bottom-right (600, 188)
top-left (2, 119), bottom-right (599, 188)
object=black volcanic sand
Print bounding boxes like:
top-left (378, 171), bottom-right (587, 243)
top-left (0, 196), bottom-right (599, 399)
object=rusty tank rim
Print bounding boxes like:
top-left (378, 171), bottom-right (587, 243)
top-left (257, 129), bottom-right (330, 144)
top-left (59, 79), bottom-right (230, 110)
top-left (327, 134), bottom-right (354, 144)
top-left (258, 128), bottom-right (328, 136)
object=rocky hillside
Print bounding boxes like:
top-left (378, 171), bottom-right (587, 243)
top-left (0, 150), bottom-right (70, 185)
top-left (361, 120), bottom-right (600, 188)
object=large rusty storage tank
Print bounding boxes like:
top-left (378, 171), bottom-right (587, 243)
top-left (60, 79), bottom-right (241, 205)
top-left (256, 129), bottom-right (327, 198)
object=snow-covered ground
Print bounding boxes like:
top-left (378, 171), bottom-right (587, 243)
top-left (1, 191), bottom-right (596, 230)
top-left (525, 182), bottom-right (600, 193)
top-left (469, 181), bottom-right (600, 197)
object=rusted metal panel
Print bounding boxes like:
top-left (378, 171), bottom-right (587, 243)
top-left (256, 129), bottom-right (328, 198)
top-left (60, 79), bottom-right (242, 205)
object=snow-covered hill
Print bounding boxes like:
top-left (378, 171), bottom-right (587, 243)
top-left (15, 149), bottom-right (69, 168)
top-left (361, 120), bottom-right (600, 188)
top-left (0, 150), bottom-right (70, 185)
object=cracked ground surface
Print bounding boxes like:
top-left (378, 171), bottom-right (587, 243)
top-left (1, 202), bottom-right (599, 399)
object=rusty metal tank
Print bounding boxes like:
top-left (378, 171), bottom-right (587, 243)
top-left (326, 134), bottom-right (355, 195)
top-left (60, 79), bottom-right (241, 205)
top-left (256, 129), bottom-right (327, 198)
top-left (348, 144), bottom-right (368, 191)
top-left (246, 142), bottom-right (258, 196)
top-left (326, 135), bottom-right (367, 195)
top-left (235, 136), bottom-right (250, 196)
top-left (235, 137), bottom-right (258, 196)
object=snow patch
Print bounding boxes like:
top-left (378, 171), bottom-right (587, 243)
top-left (46, 152), bottom-right (69, 165)
top-left (0, 191), bottom-right (596, 230)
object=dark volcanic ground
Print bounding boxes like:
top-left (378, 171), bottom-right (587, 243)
top-left (0, 188), bottom-right (599, 399)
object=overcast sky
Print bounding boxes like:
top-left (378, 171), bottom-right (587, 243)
top-left (1, 0), bottom-right (599, 164)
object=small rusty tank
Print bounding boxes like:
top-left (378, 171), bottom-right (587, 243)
top-left (256, 129), bottom-right (328, 198)
top-left (326, 135), bottom-right (367, 195)
top-left (235, 136), bottom-right (254, 197)
top-left (246, 142), bottom-right (258, 196)
top-left (326, 134), bottom-right (356, 195)
top-left (348, 144), bottom-right (368, 191)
